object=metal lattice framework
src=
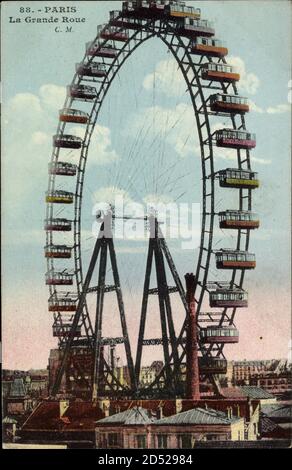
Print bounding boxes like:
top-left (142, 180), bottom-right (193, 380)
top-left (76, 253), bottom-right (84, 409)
top-left (45, 1), bottom-right (258, 398)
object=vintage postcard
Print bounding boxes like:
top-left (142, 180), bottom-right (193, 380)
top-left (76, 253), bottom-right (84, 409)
top-left (1, 0), bottom-right (291, 453)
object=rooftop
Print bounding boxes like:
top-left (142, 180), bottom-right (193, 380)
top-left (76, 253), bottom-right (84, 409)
top-left (153, 407), bottom-right (241, 426)
top-left (261, 404), bottom-right (292, 420)
top-left (221, 386), bottom-right (275, 400)
top-left (96, 406), bottom-right (154, 426)
top-left (3, 416), bottom-right (18, 424)
top-left (240, 386), bottom-right (276, 400)
top-left (22, 401), bottom-right (104, 431)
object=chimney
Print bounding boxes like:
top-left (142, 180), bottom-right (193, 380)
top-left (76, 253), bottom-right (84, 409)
top-left (59, 399), bottom-right (69, 418)
top-left (227, 407), bottom-right (233, 419)
top-left (157, 405), bottom-right (164, 420)
top-left (175, 399), bottom-right (183, 414)
top-left (102, 400), bottom-right (110, 417)
top-left (237, 404), bottom-right (241, 418)
top-left (185, 273), bottom-right (200, 401)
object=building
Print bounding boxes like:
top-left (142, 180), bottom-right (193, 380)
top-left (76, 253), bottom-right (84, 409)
top-left (260, 402), bottom-right (292, 439)
top-left (139, 361), bottom-right (163, 387)
top-left (20, 399), bottom-right (105, 448)
top-left (260, 415), bottom-right (290, 440)
top-left (95, 405), bottom-right (245, 449)
top-left (6, 378), bottom-right (32, 415)
top-left (96, 406), bottom-right (154, 448)
top-left (232, 360), bottom-right (270, 384)
top-left (231, 359), bottom-right (292, 389)
top-left (28, 375), bottom-right (49, 398)
top-left (2, 369), bottom-right (49, 411)
top-left (139, 367), bottom-right (159, 387)
top-left (2, 371), bottom-right (49, 443)
top-left (221, 386), bottom-right (276, 405)
top-left (250, 373), bottom-right (292, 397)
top-left (2, 416), bottom-right (18, 442)
top-left (150, 407), bottom-right (245, 447)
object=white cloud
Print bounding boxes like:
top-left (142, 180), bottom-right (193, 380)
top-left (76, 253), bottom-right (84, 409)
top-left (39, 84), bottom-right (67, 110)
top-left (143, 193), bottom-right (174, 206)
top-left (214, 144), bottom-right (271, 166)
top-left (72, 124), bottom-right (119, 165)
top-left (2, 229), bottom-right (44, 246)
top-left (266, 104), bottom-right (291, 114)
top-left (92, 186), bottom-right (132, 205)
top-left (3, 83), bottom-right (120, 216)
top-left (251, 156), bottom-right (271, 165)
top-left (127, 103), bottom-right (200, 158)
top-left (250, 100), bottom-right (290, 115)
top-left (143, 59), bottom-right (185, 97)
top-left (215, 147), bottom-right (237, 162)
top-left (249, 100), bottom-right (264, 113)
top-left (32, 131), bottom-right (49, 145)
top-left (7, 93), bottom-right (43, 117)
top-left (228, 56), bottom-right (260, 95)
top-left (1, 84), bottom-right (66, 213)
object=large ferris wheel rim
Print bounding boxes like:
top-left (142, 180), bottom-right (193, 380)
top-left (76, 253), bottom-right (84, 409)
top-left (45, 7), bottom-right (253, 378)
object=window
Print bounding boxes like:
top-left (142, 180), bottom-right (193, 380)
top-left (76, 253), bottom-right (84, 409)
top-left (137, 434), bottom-right (147, 449)
top-left (206, 434), bottom-right (219, 441)
top-left (157, 434), bottom-right (168, 449)
top-left (108, 433), bottom-right (119, 447)
top-left (179, 434), bottom-right (193, 448)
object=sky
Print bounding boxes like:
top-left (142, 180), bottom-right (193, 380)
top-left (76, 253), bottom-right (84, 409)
top-left (1, 0), bottom-right (291, 370)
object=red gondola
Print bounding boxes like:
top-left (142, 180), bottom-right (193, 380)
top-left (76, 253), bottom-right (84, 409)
top-left (202, 63), bottom-right (240, 82)
top-left (53, 324), bottom-right (81, 337)
top-left (100, 26), bottom-right (129, 42)
top-left (69, 84), bottom-right (97, 101)
top-left (199, 357), bottom-right (227, 374)
top-left (109, 10), bottom-right (143, 29)
top-left (44, 218), bottom-right (72, 232)
top-left (210, 94), bottom-right (249, 114)
top-left (49, 162), bottom-right (77, 177)
top-left (77, 63), bottom-right (107, 78)
top-left (53, 134), bottom-right (83, 149)
top-left (191, 37), bottom-right (228, 57)
top-left (200, 326), bottom-right (239, 344)
top-left (218, 210), bottom-right (259, 229)
top-left (45, 245), bottom-right (72, 259)
top-left (215, 249), bottom-right (256, 270)
top-left (209, 288), bottom-right (248, 308)
top-left (179, 18), bottom-right (215, 38)
top-left (215, 129), bottom-right (256, 150)
top-left (49, 294), bottom-right (77, 312)
top-left (45, 271), bottom-right (74, 286)
top-left (87, 41), bottom-right (118, 58)
top-left (59, 108), bottom-right (89, 124)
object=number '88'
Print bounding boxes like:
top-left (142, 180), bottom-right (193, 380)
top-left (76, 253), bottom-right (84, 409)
top-left (20, 7), bottom-right (31, 13)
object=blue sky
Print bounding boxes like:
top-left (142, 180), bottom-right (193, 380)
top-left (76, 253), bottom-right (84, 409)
top-left (2, 1), bottom-right (291, 369)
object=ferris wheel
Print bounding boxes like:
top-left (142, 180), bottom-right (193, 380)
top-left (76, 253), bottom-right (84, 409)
top-left (45, 0), bottom-right (259, 399)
